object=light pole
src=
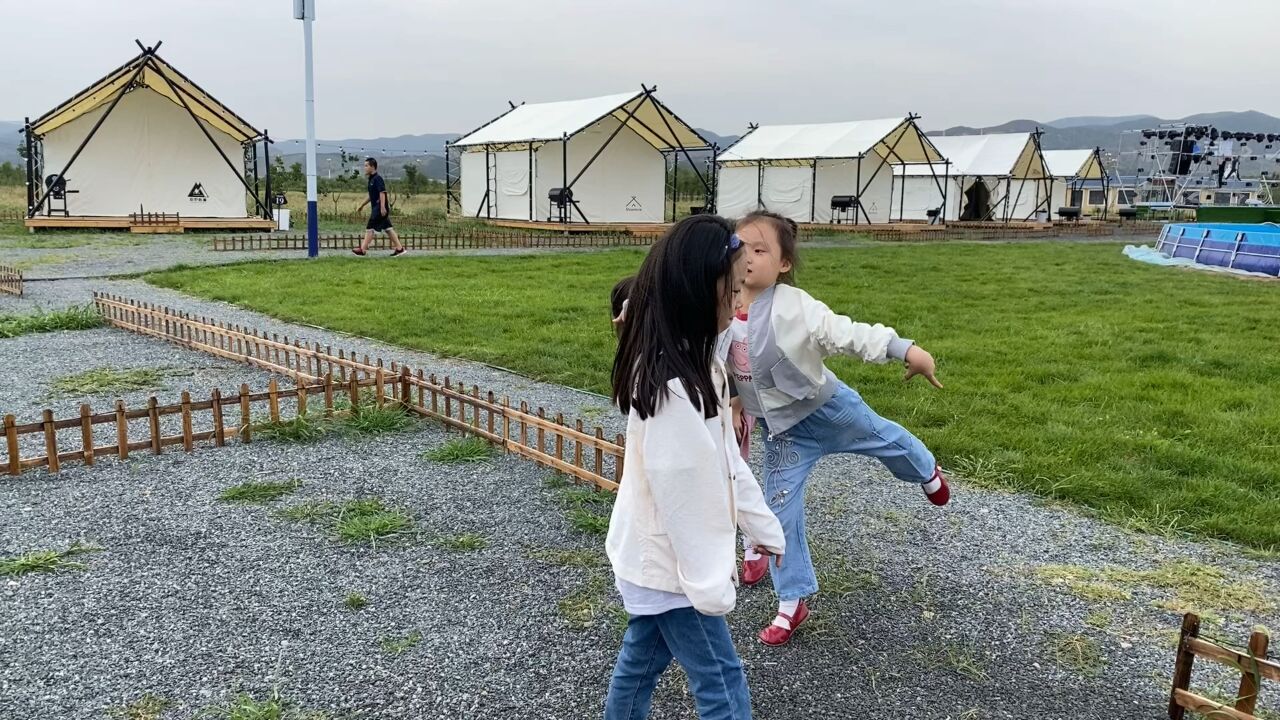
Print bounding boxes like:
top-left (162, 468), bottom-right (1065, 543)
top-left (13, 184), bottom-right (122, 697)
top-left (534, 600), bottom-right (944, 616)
top-left (294, 0), bottom-right (319, 258)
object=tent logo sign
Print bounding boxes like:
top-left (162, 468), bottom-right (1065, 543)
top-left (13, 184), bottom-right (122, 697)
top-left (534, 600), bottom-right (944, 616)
top-left (187, 183), bottom-right (208, 202)
top-left (625, 196), bottom-right (643, 212)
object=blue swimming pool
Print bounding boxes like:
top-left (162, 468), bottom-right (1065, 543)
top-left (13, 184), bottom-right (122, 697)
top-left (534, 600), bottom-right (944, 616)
top-left (1155, 222), bottom-right (1280, 277)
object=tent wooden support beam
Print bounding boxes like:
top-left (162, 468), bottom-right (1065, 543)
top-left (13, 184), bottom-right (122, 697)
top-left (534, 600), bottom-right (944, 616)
top-left (29, 55), bottom-right (150, 217)
top-left (146, 58), bottom-right (270, 219)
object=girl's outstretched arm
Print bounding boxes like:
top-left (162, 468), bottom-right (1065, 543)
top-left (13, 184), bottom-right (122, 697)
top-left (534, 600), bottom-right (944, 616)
top-left (796, 289), bottom-right (914, 364)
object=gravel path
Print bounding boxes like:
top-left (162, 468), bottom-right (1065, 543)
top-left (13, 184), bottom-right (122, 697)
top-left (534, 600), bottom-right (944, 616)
top-left (1, 265), bottom-right (1276, 719)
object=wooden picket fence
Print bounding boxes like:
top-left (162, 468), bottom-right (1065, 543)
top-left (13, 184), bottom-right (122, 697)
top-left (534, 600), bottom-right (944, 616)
top-left (0, 264), bottom-right (21, 296)
top-left (211, 231), bottom-right (650, 252)
top-left (1169, 612), bottom-right (1276, 720)
top-left (0, 293), bottom-right (626, 489)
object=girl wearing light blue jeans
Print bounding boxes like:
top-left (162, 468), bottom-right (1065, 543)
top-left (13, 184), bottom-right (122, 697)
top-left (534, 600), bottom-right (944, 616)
top-left (729, 211), bottom-right (950, 647)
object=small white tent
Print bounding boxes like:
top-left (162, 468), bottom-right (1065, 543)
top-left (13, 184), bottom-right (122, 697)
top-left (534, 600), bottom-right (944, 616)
top-left (894, 133), bottom-right (1050, 222)
top-left (25, 43), bottom-right (270, 225)
top-left (449, 88), bottom-right (710, 225)
top-left (713, 117), bottom-right (944, 224)
top-left (1042, 148), bottom-right (1108, 215)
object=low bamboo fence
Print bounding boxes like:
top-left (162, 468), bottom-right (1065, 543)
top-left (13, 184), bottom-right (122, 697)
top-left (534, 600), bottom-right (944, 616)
top-left (0, 293), bottom-right (624, 490)
top-left (0, 264), bottom-right (22, 296)
top-left (1169, 612), bottom-right (1276, 720)
top-left (211, 231), bottom-right (649, 252)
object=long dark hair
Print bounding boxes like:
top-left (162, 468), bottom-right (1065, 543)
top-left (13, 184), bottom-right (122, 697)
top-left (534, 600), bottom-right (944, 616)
top-left (611, 215), bottom-right (740, 420)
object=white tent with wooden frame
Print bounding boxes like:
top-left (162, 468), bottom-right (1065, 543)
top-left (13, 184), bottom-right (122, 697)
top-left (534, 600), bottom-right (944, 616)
top-left (1042, 148), bottom-right (1109, 218)
top-left (447, 86), bottom-right (711, 225)
top-left (22, 41), bottom-right (274, 231)
top-left (893, 132), bottom-right (1051, 223)
top-left (712, 116), bottom-right (946, 224)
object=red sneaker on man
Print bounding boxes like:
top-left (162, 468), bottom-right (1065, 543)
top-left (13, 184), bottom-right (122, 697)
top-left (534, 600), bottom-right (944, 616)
top-left (922, 465), bottom-right (950, 506)
top-left (758, 599), bottom-right (809, 646)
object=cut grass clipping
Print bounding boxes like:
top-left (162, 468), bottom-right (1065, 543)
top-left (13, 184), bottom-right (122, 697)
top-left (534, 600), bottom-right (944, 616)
top-left (1047, 632), bottom-right (1105, 677)
top-left (422, 435), bottom-right (493, 463)
top-left (108, 694), bottom-right (171, 720)
top-left (218, 479), bottom-right (302, 504)
top-left (252, 400), bottom-right (414, 444)
top-left (278, 498), bottom-right (414, 547)
top-left (0, 305), bottom-right (101, 338)
top-left (0, 542), bottom-right (100, 577)
top-left (381, 631), bottom-right (423, 656)
top-left (49, 367), bottom-right (183, 397)
top-left (343, 593), bottom-right (368, 611)
top-left (197, 688), bottom-right (332, 720)
top-left (434, 532), bottom-right (488, 552)
top-left (1032, 560), bottom-right (1277, 618)
top-left (549, 476), bottom-right (614, 536)
top-left (557, 573), bottom-right (629, 635)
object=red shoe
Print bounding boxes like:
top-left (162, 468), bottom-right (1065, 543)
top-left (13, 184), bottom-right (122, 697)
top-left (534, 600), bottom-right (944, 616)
top-left (923, 466), bottom-right (950, 506)
top-left (758, 600), bottom-right (809, 646)
top-left (351, 248), bottom-right (367, 256)
top-left (741, 555), bottom-right (769, 586)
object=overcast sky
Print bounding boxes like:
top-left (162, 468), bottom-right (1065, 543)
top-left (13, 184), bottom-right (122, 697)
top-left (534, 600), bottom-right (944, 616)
top-left (2, 0), bottom-right (1276, 140)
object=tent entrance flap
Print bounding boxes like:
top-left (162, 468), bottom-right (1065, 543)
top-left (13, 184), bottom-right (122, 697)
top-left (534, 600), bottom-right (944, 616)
top-left (961, 179), bottom-right (991, 221)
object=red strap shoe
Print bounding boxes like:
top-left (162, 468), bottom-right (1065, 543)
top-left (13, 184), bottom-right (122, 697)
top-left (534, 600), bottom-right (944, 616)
top-left (741, 555), bottom-right (769, 587)
top-left (923, 465), bottom-right (950, 506)
top-left (758, 600), bottom-right (809, 646)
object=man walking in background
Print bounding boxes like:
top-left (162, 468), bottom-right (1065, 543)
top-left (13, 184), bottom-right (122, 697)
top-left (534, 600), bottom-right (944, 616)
top-left (353, 157), bottom-right (406, 256)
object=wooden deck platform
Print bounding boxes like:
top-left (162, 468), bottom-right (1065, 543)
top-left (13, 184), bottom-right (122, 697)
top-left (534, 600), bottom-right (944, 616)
top-left (24, 215), bottom-right (278, 233)
top-left (482, 218), bottom-right (1060, 237)
top-left (483, 219), bottom-right (670, 235)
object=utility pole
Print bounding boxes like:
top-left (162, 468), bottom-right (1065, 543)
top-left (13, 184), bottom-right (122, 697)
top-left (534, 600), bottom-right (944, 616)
top-left (294, 0), bottom-right (319, 258)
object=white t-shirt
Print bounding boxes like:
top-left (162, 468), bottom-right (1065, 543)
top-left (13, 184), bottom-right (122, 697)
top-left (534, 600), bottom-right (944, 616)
top-left (616, 577), bottom-right (693, 615)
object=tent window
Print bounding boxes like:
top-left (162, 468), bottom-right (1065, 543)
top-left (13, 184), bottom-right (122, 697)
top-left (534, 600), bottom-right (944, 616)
top-left (1070, 189), bottom-right (1083, 206)
top-left (1117, 190), bottom-right (1136, 205)
top-left (1088, 190), bottom-right (1105, 205)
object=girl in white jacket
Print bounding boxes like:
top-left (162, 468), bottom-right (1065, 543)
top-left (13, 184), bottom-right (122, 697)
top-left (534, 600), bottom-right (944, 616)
top-left (729, 211), bottom-right (950, 648)
top-left (605, 215), bottom-right (785, 720)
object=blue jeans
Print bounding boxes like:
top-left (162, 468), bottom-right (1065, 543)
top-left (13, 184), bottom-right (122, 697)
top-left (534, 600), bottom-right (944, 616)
top-left (761, 383), bottom-right (935, 601)
top-left (605, 608), bottom-right (752, 720)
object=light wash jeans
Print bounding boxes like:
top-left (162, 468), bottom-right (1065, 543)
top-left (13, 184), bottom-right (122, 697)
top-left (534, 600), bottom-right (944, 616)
top-left (760, 382), bottom-right (935, 601)
top-left (605, 607), bottom-right (752, 720)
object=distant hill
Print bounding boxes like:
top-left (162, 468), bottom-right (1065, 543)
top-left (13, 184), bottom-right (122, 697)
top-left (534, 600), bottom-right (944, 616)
top-left (275, 127), bottom-right (739, 180)
top-left (1047, 114), bottom-right (1158, 128)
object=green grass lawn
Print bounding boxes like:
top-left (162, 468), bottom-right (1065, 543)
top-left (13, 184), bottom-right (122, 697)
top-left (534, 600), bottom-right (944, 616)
top-left (146, 243), bottom-right (1280, 549)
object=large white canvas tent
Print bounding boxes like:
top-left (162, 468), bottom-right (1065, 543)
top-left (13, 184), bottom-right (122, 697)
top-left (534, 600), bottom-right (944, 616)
top-left (1042, 148), bottom-right (1109, 217)
top-left (448, 87), bottom-right (711, 225)
top-left (24, 42), bottom-right (272, 226)
top-left (713, 116), bottom-right (944, 224)
top-left (894, 133), bottom-right (1050, 223)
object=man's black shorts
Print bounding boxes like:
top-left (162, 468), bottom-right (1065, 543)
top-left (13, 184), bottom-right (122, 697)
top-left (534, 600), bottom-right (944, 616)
top-left (367, 214), bottom-right (393, 231)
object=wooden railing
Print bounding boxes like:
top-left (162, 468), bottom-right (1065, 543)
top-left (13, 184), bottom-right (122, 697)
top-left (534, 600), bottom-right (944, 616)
top-left (1169, 612), bottom-right (1276, 719)
top-left (0, 264), bottom-right (21, 296)
top-left (130, 211), bottom-right (180, 225)
top-left (34, 293), bottom-right (626, 490)
top-left (210, 231), bottom-right (651, 252)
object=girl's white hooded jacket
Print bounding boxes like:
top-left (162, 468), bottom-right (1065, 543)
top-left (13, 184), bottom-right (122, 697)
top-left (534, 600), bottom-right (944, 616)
top-left (605, 359), bottom-right (785, 616)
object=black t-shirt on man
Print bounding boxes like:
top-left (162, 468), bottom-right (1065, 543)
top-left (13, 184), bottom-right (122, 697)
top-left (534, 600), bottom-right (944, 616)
top-left (368, 173), bottom-right (387, 217)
